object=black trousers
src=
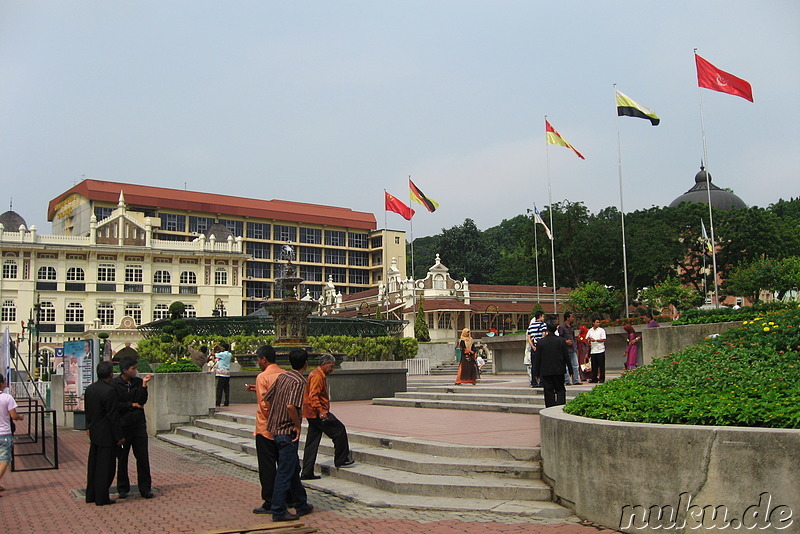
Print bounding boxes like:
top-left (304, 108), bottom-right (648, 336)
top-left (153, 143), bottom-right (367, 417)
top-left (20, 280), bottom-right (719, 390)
top-left (302, 414), bottom-right (351, 476)
top-left (117, 425), bottom-right (151, 495)
top-left (255, 434), bottom-right (278, 507)
top-left (541, 375), bottom-right (567, 407)
top-left (86, 443), bottom-right (117, 505)
top-left (590, 352), bottom-right (606, 383)
top-left (215, 376), bottom-right (230, 406)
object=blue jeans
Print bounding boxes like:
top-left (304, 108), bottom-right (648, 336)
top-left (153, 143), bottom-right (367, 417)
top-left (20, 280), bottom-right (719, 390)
top-left (564, 350), bottom-right (580, 383)
top-left (270, 434), bottom-right (308, 518)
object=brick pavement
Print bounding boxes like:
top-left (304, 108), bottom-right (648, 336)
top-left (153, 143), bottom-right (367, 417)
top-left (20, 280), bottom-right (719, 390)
top-left (1, 428), bottom-right (619, 534)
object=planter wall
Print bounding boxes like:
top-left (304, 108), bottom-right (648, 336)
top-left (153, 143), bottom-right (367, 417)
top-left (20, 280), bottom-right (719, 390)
top-left (144, 372), bottom-right (215, 436)
top-left (640, 321), bottom-right (742, 365)
top-left (540, 406), bottom-right (799, 533)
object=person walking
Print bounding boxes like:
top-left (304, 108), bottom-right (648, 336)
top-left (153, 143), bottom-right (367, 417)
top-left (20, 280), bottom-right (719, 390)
top-left (264, 349), bottom-right (314, 522)
top-left (301, 354), bottom-right (354, 480)
top-left (558, 312), bottom-right (581, 385)
top-left (85, 361), bottom-right (124, 506)
top-left (112, 356), bottom-right (154, 499)
top-left (526, 311), bottom-right (547, 387)
top-left (454, 328), bottom-right (478, 385)
top-left (576, 325), bottom-right (591, 382)
top-left (0, 374), bottom-right (24, 497)
top-left (248, 345), bottom-right (285, 514)
top-left (587, 318), bottom-right (607, 383)
top-left (623, 324), bottom-right (641, 370)
top-left (532, 322), bottom-right (573, 407)
top-left (213, 342), bottom-right (232, 407)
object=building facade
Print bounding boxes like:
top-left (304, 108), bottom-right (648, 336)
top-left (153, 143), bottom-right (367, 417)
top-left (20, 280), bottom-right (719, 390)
top-left (47, 179), bottom-right (407, 315)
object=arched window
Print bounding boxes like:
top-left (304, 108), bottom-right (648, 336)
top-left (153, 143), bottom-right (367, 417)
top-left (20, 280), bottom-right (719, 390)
top-left (215, 267), bottom-right (228, 285)
top-left (98, 263), bottom-right (116, 282)
top-left (66, 267), bottom-right (85, 281)
top-left (184, 304), bottom-right (197, 318)
top-left (433, 274), bottom-right (445, 290)
top-left (153, 270), bottom-right (171, 284)
top-left (38, 266), bottom-right (57, 280)
top-left (153, 304), bottom-right (170, 321)
top-left (39, 301), bottom-right (56, 323)
top-left (124, 303), bottom-right (142, 326)
top-left (97, 302), bottom-right (115, 326)
top-left (66, 302), bottom-right (84, 323)
top-left (180, 271), bottom-right (197, 285)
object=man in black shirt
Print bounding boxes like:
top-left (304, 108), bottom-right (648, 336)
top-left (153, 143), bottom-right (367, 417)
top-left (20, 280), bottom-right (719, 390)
top-left (112, 356), bottom-right (154, 499)
top-left (85, 361), bottom-right (124, 506)
top-left (532, 322), bottom-right (574, 408)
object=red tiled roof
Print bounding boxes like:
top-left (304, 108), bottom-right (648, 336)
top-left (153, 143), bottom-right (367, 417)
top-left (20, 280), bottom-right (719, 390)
top-left (403, 299), bottom-right (559, 315)
top-left (48, 179), bottom-right (377, 230)
top-left (341, 287), bottom-right (379, 302)
top-left (469, 284), bottom-right (571, 295)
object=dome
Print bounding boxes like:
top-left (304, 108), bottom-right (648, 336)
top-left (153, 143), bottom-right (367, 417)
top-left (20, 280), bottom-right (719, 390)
top-left (668, 166), bottom-right (747, 210)
top-left (206, 222), bottom-right (234, 240)
top-left (0, 210), bottom-right (27, 230)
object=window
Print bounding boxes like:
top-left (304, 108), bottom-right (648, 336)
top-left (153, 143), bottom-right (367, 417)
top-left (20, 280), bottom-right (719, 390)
top-left (184, 304), bottom-right (197, 318)
top-left (38, 301), bottom-right (56, 323)
top-left (327, 267), bottom-right (347, 284)
top-left (153, 304), bottom-right (170, 321)
top-left (1, 300), bottom-right (15, 322)
top-left (246, 222), bottom-right (270, 240)
top-left (38, 266), bottom-right (57, 280)
top-left (94, 207), bottom-right (113, 220)
top-left (434, 274), bottom-right (445, 290)
top-left (326, 249), bottom-right (346, 265)
top-left (97, 302), bottom-right (115, 326)
top-left (246, 281), bottom-right (271, 300)
top-left (180, 271), bottom-right (197, 284)
top-left (274, 225), bottom-right (296, 242)
top-left (98, 263), bottom-right (116, 282)
top-left (299, 247), bottom-right (321, 263)
top-left (153, 270), bottom-right (171, 284)
top-left (246, 262), bottom-right (270, 279)
top-left (300, 265), bottom-right (322, 282)
top-left (67, 267), bottom-right (85, 281)
top-left (325, 230), bottom-right (346, 247)
top-left (215, 267), bottom-right (228, 285)
top-left (125, 303), bottom-right (142, 325)
top-left (349, 269), bottom-right (369, 284)
top-left (220, 219), bottom-right (243, 237)
top-left (395, 236), bottom-right (401, 245)
top-left (3, 259), bottom-right (18, 279)
top-left (157, 234), bottom-right (187, 242)
top-left (349, 232), bottom-right (368, 249)
top-left (66, 302), bottom-right (84, 323)
top-left (370, 236), bottom-right (383, 248)
top-left (300, 227), bottom-right (322, 244)
top-left (247, 242), bottom-right (271, 259)
top-left (189, 216), bottom-right (214, 234)
top-left (349, 251), bottom-right (369, 266)
top-left (125, 265), bottom-right (143, 283)
top-left (162, 213), bottom-right (186, 232)
top-left (437, 312), bottom-right (452, 330)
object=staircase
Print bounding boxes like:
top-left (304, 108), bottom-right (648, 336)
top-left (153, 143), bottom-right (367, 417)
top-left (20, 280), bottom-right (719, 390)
top-left (159, 411), bottom-right (570, 518)
top-left (429, 359), bottom-right (495, 375)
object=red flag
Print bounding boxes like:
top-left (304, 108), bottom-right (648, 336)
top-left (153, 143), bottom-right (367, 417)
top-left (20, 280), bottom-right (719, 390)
top-left (695, 54), bottom-right (753, 102)
top-left (385, 191), bottom-right (415, 220)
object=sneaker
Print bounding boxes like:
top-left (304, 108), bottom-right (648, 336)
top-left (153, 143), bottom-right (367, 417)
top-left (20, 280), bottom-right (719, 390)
top-left (296, 503), bottom-right (314, 517)
top-left (273, 512), bottom-right (299, 522)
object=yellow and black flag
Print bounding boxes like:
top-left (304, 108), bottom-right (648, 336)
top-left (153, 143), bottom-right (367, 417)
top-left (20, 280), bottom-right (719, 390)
top-left (409, 179), bottom-right (439, 213)
top-left (616, 90), bottom-right (660, 126)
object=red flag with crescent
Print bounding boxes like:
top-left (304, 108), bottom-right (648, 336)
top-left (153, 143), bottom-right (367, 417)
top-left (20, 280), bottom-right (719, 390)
top-left (695, 54), bottom-right (753, 102)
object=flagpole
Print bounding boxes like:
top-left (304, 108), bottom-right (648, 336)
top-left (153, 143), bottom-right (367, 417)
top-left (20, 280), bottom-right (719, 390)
top-left (614, 84), bottom-right (631, 319)
top-left (408, 176), bottom-right (417, 316)
top-left (694, 49), bottom-right (720, 309)
top-left (543, 116), bottom-right (558, 315)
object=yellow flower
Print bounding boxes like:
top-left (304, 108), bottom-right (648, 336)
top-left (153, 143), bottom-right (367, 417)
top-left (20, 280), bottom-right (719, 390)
top-left (763, 326), bottom-right (770, 332)
top-left (742, 321), bottom-right (749, 325)
top-left (768, 322), bottom-right (775, 326)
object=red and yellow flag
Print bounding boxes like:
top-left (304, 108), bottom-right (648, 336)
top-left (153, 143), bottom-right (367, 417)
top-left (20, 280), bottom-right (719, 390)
top-left (545, 120), bottom-right (585, 159)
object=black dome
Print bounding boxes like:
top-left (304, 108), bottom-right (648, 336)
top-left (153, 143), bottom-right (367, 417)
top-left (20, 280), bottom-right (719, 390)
top-left (0, 210), bottom-right (27, 230)
top-left (206, 222), bottom-right (234, 240)
top-left (669, 166), bottom-right (746, 210)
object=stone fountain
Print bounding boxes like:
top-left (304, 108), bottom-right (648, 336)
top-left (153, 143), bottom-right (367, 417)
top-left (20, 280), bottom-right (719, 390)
top-left (264, 245), bottom-right (317, 348)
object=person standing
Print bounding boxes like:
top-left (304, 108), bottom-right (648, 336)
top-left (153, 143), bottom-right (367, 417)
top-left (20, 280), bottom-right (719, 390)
top-left (576, 325), bottom-right (591, 382)
top-left (623, 324), bottom-right (641, 370)
top-left (85, 361), bottom-right (124, 506)
top-left (526, 311), bottom-right (547, 387)
top-left (301, 354), bottom-right (354, 480)
top-left (586, 318), bottom-right (607, 384)
top-left (558, 312), bottom-right (581, 385)
top-left (0, 374), bottom-right (24, 497)
top-left (214, 342), bottom-right (232, 407)
top-left (454, 328), bottom-right (478, 385)
top-left (532, 322), bottom-right (573, 407)
top-left (247, 345), bottom-right (285, 514)
top-left (647, 313), bottom-right (660, 328)
top-left (264, 349), bottom-right (314, 522)
top-left (112, 357), bottom-right (154, 499)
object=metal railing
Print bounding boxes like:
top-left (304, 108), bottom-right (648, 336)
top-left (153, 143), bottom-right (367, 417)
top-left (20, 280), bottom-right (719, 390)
top-left (404, 358), bottom-right (430, 376)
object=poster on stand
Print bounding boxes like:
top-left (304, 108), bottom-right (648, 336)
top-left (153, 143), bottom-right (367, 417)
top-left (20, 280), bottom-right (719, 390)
top-left (63, 339), bottom-right (97, 411)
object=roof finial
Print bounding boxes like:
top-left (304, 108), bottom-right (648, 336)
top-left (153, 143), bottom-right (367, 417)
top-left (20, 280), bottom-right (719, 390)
top-left (118, 190), bottom-right (126, 207)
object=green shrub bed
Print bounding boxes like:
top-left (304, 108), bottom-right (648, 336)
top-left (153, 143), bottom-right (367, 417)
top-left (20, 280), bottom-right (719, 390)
top-left (564, 305), bottom-right (800, 429)
top-left (671, 301), bottom-right (793, 325)
top-left (153, 358), bottom-right (203, 373)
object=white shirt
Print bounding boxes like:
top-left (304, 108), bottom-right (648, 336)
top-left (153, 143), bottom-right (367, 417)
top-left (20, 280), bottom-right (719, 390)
top-left (0, 391), bottom-right (18, 435)
top-left (587, 326), bottom-right (606, 354)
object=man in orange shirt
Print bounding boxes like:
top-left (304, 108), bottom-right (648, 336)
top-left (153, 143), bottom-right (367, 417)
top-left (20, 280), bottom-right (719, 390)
top-left (301, 354), bottom-right (354, 479)
top-left (247, 345), bottom-right (285, 514)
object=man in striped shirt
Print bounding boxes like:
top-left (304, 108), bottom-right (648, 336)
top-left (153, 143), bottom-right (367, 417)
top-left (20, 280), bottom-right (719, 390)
top-left (264, 349), bottom-right (314, 522)
top-left (526, 311), bottom-right (547, 387)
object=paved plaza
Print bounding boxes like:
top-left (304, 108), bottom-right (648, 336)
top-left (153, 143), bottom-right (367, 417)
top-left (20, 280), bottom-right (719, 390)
top-left (3, 376), bottom-right (619, 533)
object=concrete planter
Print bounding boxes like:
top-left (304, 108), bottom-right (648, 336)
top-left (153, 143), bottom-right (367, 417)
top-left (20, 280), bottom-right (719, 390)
top-left (540, 406), bottom-right (800, 533)
top-left (144, 372), bottom-right (215, 436)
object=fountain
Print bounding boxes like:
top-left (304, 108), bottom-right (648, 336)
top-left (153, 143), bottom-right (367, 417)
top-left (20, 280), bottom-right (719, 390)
top-left (263, 245), bottom-right (317, 348)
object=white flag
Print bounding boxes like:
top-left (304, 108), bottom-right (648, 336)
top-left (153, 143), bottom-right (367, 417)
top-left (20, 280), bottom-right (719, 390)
top-left (534, 205), bottom-right (553, 241)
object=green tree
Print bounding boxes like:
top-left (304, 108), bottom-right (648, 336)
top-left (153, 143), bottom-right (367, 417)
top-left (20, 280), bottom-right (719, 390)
top-left (567, 282), bottom-right (625, 319)
top-left (414, 298), bottom-right (430, 342)
top-left (639, 276), bottom-right (702, 315)
top-left (436, 218), bottom-right (493, 283)
top-left (725, 257), bottom-right (800, 302)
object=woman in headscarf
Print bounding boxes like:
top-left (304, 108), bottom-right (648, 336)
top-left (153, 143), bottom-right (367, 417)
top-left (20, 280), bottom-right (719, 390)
top-left (455, 328), bottom-right (478, 385)
top-left (577, 325), bottom-right (591, 382)
top-left (623, 324), bottom-right (641, 370)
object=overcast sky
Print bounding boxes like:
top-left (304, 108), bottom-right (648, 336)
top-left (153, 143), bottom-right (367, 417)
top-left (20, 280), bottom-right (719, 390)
top-left (1, 2), bottom-right (798, 239)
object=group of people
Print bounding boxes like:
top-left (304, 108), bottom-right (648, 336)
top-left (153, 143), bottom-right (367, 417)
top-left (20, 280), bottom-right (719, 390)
top-left (246, 347), bottom-right (354, 522)
top-left (84, 357), bottom-right (154, 506)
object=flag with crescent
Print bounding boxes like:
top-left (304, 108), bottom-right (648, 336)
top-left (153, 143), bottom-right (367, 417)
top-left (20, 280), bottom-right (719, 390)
top-left (695, 54), bottom-right (753, 102)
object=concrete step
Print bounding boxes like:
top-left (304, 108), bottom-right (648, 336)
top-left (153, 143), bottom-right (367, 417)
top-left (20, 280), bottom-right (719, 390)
top-left (371, 397), bottom-right (543, 414)
top-left (406, 385), bottom-right (582, 397)
top-left (393, 391), bottom-right (570, 405)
